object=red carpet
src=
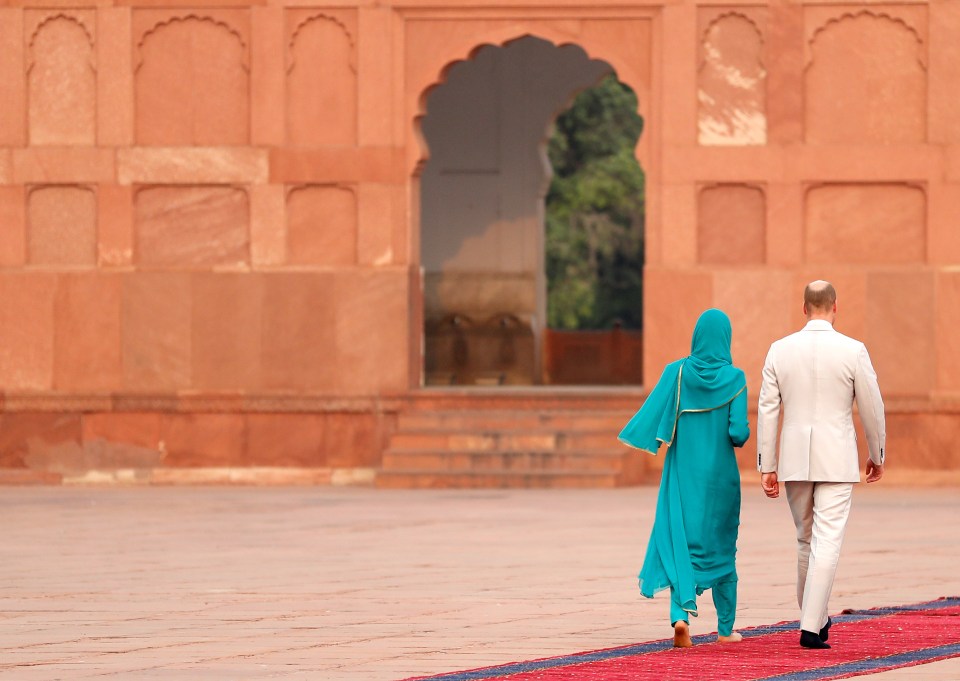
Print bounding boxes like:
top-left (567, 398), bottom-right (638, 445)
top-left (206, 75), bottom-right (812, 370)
top-left (406, 597), bottom-right (960, 681)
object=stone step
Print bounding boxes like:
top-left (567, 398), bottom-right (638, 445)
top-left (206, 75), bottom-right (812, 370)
top-left (382, 449), bottom-right (632, 473)
top-left (375, 470), bottom-right (622, 489)
top-left (395, 410), bottom-right (635, 432)
top-left (399, 388), bottom-right (647, 413)
top-left (388, 430), bottom-right (626, 452)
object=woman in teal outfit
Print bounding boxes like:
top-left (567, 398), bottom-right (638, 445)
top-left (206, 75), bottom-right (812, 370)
top-left (619, 309), bottom-right (750, 647)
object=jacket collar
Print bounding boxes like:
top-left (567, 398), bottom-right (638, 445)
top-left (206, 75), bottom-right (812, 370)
top-left (803, 319), bottom-right (835, 331)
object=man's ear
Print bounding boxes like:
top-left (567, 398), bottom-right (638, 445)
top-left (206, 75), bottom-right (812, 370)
top-left (802, 303), bottom-right (809, 316)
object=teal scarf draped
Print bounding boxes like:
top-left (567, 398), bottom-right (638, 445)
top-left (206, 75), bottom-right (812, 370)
top-left (619, 309), bottom-right (746, 452)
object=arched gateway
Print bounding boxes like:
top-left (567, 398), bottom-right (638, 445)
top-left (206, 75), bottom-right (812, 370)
top-left (0, 2), bottom-right (955, 487)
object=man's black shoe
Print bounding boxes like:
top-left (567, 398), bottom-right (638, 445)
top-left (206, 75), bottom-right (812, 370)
top-left (800, 630), bottom-right (831, 649)
top-left (819, 617), bottom-right (832, 642)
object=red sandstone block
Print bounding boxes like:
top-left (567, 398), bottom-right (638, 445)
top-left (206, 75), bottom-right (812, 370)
top-left (714, 270), bottom-right (793, 390)
top-left (325, 413), bottom-right (379, 468)
top-left (0, 11), bottom-right (26, 146)
top-left (0, 273), bottom-right (56, 390)
top-left (333, 269), bottom-right (409, 395)
top-left (259, 273), bottom-right (337, 391)
top-left (12, 149), bottom-right (115, 184)
top-left (357, 8), bottom-right (393, 147)
top-left (357, 183), bottom-right (398, 266)
top-left (191, 273), bottom-right (263, 391)
top-left (118, 148), bottom-right (268, 185)
top-left (0, 150), bottom-right (11, 184)
top-left (0, 185), bottom-right (26, 266)
top-left (0, 413), bottom-right (81, 468)
top-left (97, 8), bottom-right (134, 146)
top-left (643, 267), bottom-right (712, 383)
top-left (82, 413), bottom-right (162, 451)
top-left (97, 184), bottom-right (134, 267)
top-left (250, 6), bottom-right (284, 146)
top-left (936, 271), bottom-right (960, 392)
top-left (134, 185), bottom-right (249, 268)
top-left (121, 272), bottom-right (192, 392)
top-left (160, 413), bottom-right (246, 467)
top-left (866, 270), bottom-right (935, 396)
top-left (249, 184), bottom-right (286, 266)
top-left (245, 413), bottom-right (326, 467)
top-left (53, 273), bottom-right (123, 392)
top-left (268, 147), bottom-right (405, 184)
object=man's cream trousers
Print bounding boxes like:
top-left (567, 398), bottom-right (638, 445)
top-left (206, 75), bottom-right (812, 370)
top-left (785, 481), bottom-right (854, 633)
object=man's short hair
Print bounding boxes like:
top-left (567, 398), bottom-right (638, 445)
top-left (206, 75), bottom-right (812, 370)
top-left (804, 281), bottom-right (836, 311)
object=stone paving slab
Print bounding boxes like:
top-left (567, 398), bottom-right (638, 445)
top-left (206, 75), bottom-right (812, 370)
top-left (0, 485), bottom-right (958, 680)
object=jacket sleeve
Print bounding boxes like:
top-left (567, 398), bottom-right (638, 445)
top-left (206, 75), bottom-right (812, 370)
top-left (757, 345), bottom-right (781, 473)
top-left (854, 344), bottom-right (886, 466)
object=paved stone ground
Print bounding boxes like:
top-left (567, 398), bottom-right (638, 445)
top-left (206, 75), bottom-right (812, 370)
top-left (1, 484), bottom-right (958, 680)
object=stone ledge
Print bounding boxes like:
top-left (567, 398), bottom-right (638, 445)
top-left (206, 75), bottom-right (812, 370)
top-left (118, 148), bottom-right (269, 185)
top-left (0, 393), bottom-right (404, 413)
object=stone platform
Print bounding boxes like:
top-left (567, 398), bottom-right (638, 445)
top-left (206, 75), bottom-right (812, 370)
top-left (1, 485), bottom-right (958, 679)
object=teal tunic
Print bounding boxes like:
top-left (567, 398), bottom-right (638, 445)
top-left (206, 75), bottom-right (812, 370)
top-left (637, 385), bottom-right (749, 614)
top-left (619, 309), bottom-right (750, 619)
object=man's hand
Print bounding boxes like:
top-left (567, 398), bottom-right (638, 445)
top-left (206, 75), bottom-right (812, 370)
top-left (761, 472), bottom-right (779, 498)
top-left (865, 460), bottom-right (884, 483)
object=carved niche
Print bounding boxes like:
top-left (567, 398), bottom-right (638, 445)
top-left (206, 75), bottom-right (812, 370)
top-left (28, 185), bottom-right (97, 265)
top-left (27, 12), bottom-right (96, 145)
top-left (698, 184), bottom-right (766, 264)
top-left (805, 184), bottom-right (925, 263)
top-left (286, 185), bottom-right (357, 265)
top-left (135, 13), bottom-right (250, 145)
top-left (805, 10), bottom-right (926, 144)
top-left (135, 186), bottom-right (250, 267)
top-left (286, 11), bottom-right (357, 146)
top-left (698, 11), bottom-right (766, 146)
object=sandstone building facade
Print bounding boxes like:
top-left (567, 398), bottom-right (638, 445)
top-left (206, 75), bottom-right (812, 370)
top-left (0, 0), bottom-right (957, 484)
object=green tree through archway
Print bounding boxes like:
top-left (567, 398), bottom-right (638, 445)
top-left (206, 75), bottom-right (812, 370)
top-left (546, 75), bottom-right (645, 331)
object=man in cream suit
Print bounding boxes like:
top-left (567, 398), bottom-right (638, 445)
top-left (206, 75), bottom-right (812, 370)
top-left (758, 281), bottom-right (885, 649)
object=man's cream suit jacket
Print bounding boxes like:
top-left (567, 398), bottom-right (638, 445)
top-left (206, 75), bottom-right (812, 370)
top-left (757, 320), bottom-right (886, 482)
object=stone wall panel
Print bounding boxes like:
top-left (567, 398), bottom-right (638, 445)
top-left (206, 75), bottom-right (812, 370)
top-left (53, 273), bottom-right (122, 392)
top-left (159, 413), bottom-right (246, 467)
top-left (121, 272), bottom-right (191, 392)
top-left (28, 185), bottom-right (97, 266)
top-left (27, 12), bottom-right (96, 146)
top-left (134, 186), bottom-right (249, 267)
top-left (698, 11), bottom-right (766, 146)
top-left (866, 270), bottom-right (935, 397)
top-left (0, 185), bottom-right (27, 267)
top-left (246, 413), bottom-right (326, 466)
top-left (260, 273), bottom-right (337, 391)
top-left (286, 185), bottom-right (356, 265)
top-left (191, 273), bottom-right (263, 391)
top-left (0, 10), bottom-right (26, 146)
top-left (698, 184), bottom-right (765, 264)
top-left (805, 9), bottom-right (926, 144)
top-left (286, 10), bottom-right (357, 147)
top-left (804, 184), bottom-right (925, 264)
top-left (134, 11), bottom-right (249, 145)
top-left (0, 273), bottom-right (56, 391)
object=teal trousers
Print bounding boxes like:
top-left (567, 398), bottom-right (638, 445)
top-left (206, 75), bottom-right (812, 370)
top-left (669, 578), bottom-right (737, 637)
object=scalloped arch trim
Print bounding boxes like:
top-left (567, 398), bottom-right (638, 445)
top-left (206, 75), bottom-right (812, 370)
top-left (136, 15), bottom-right (249, 73)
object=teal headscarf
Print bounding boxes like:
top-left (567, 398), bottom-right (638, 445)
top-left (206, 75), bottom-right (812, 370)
top-left (618, 309), bottom-right (746, 453)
